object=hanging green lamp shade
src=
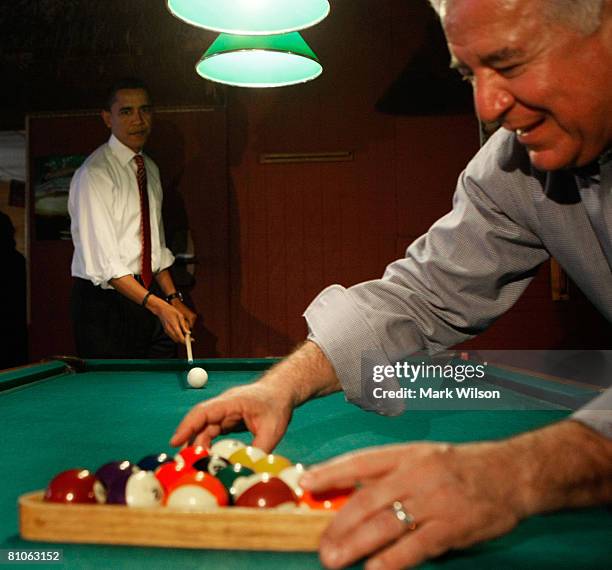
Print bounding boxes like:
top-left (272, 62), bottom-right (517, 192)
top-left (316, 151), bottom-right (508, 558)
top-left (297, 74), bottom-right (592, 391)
top-left (167, 0), bottom-right (330, 35)
top-left (196, 33), bottom-right (323, 88)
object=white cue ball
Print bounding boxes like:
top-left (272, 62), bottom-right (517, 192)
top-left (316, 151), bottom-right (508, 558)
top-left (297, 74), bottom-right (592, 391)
top-left (187, 367), bottom-right (208, 388)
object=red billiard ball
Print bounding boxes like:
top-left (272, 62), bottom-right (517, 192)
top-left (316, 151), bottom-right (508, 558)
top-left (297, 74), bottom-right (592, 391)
top-left (155, 461), bottom-right (194, 494)
top-left (165, 471), bottom-right (229, 509)
top-left (175, 445), bottom-right (209, 468)
top-left (227, 472), bottom-right (266, 502)
top-left (234, 475), bottom-right (297, 509)
top-left (300, 487), bottom-right (354, 511)
top-left (44, 469), bottom-right (97, 504)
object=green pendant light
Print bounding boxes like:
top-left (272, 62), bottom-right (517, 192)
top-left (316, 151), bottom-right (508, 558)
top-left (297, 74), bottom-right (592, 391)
top-left (196, 32), bottom-right (322, 88)
top-left (167, 0), bottom-right (330, 35)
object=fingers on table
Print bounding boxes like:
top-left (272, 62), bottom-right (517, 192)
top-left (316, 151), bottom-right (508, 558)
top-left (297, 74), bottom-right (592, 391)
top-left (171, 402), bottom-right (219, 446)
top-left (192, 424), bottom-right (222, 448)
top-left (323, 490), bottom-right (495, 570)
top-left (171, 397), bottom-right (248, 447)
top-left (303, 446), bottom-right (401, 492)
top-left (364, 522), bottom-right (452, 570)
top-left (251, 423), bottom-right (285, 454)
top-left (323, 477), bottom-right (411, 540)
top-left (320, 507), bottom-right (412, 569)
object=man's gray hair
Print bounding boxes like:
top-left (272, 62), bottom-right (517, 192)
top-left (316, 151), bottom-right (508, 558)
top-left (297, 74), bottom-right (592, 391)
top-left (428, 0), bottom-right (606, 35)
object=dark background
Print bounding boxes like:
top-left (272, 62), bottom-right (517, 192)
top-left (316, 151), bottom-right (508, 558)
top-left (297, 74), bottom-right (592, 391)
top-left (1, 0), bottom-right (609, 362)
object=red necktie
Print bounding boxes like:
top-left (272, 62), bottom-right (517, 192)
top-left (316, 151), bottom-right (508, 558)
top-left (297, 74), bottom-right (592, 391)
top-left (133, 155), bottom-right (153, 289)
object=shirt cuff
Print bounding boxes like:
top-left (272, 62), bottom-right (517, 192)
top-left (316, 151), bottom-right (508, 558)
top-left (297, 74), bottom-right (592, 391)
top-left (571, 388), bottom-right (612, 439)
top-left (304, 285), bottom-right (406, 416)
top-left (158, 248), bottom-right (176, 273)
top-left (95, 262), bottom-right (133, 289)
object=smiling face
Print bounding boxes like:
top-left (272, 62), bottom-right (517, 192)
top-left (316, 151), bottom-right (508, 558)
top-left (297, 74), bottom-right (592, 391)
top-left (101, 88), bottom-right (152, 152)
top-left (441, 0), bottom-right (612, 170)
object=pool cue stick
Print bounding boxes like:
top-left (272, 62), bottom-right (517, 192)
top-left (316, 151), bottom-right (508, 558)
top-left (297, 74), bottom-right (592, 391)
top-left (185, 332), bottom-right (193, 364)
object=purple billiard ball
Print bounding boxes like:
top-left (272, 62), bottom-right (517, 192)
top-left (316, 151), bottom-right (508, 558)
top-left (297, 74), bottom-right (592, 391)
top-left (94, 460), bottom-right (138, 504)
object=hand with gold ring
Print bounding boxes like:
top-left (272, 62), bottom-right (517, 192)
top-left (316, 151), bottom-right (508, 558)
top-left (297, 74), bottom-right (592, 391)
top-left (299, 441), bottom-right (528, 569)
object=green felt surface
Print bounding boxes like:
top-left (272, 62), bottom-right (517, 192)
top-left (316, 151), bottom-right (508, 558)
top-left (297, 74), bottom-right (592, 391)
top-left (1, 359), bottom-right (610, 569)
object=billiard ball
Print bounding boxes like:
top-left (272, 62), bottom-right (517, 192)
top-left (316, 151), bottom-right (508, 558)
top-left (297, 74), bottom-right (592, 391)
top-left (193, 454), bottom-right (230, 476)
top-left (215, 463), bottom-right (255, 503)
top-left (155, 461), bottom-right (194, 494)
top-left (228, 472), bottom-right (267, 502)
top-left (234, 475), bottom-right (297, 509)
top-left (253, 453), bottom-right (292, 475)
top-left (165, 471), bottom-right (229, 509)
top-left (44, 469), bottom-right (97, 504)
top-left (124, 471), bottom-right (164, 507)
top-left (209, 438), bottom-right (246, 460)
top-left (137, 452), bottom-right (173, 472)
top-left (103, 470), bottom-right (165, 506)
top-left (278, 463), bottom-right (306, 498)
top-left (300, 487), bottom-right (354, 511)
top-left (228, 446), bottom-right (267, 470)
top-left (187, 367), bottom-right (208, 388)
top-left (175, 445), bottom-right (209, 468)
top-left (94, 460), bottom-right (139, 504)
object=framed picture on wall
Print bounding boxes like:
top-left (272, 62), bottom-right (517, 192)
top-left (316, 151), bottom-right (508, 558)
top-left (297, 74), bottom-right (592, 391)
top-left (33, 154), bottom-right (86, 240)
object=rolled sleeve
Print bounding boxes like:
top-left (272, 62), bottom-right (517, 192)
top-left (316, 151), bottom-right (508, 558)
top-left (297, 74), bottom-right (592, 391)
top-left (158, 247), bottom-right (175, 273)
top-left (305, 285), bottom-right (410, 415)
top-left (69, 167), bottom-right (132, 288)
top-left (304, 131), bottom-right (551, 415)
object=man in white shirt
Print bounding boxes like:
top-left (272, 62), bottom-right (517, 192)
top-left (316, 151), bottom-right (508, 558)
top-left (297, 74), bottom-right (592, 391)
top-left (69, 78), bottom-right (196, 358)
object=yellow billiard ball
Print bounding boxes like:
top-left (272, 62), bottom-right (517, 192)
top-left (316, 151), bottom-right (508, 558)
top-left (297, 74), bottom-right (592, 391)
top-left (253, 453), bottom-right (292, 475)
top-left (228, 446), bottom-right (267, 470)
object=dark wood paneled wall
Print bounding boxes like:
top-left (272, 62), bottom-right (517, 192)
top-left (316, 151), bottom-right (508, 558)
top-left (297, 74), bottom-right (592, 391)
top-left (220, 1), bottom-right (609, 355)
top-left (21, 0), bottom-right (610, 360)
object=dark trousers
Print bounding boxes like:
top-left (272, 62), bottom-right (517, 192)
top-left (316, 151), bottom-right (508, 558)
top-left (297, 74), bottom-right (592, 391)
top-left (71, 278), bottom-right (176, 359)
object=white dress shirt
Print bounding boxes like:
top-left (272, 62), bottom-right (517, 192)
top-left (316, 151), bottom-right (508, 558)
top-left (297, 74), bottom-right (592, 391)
top-left (69, 135), bottom-right (174, 289)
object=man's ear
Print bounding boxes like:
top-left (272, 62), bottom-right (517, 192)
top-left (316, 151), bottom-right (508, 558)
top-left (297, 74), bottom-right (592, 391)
top-left (101, 110), bottom-right (112, 129)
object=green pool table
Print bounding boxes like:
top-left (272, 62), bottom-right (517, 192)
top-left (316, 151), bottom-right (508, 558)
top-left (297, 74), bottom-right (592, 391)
top-left (1, 358), bottom-right (610, 569)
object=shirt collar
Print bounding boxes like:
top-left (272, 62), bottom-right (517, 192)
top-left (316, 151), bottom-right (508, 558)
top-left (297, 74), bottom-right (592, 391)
top-left (570, 148), bottom-right (612, 182)
top-left (108, 134), bottom-right (142, 167)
